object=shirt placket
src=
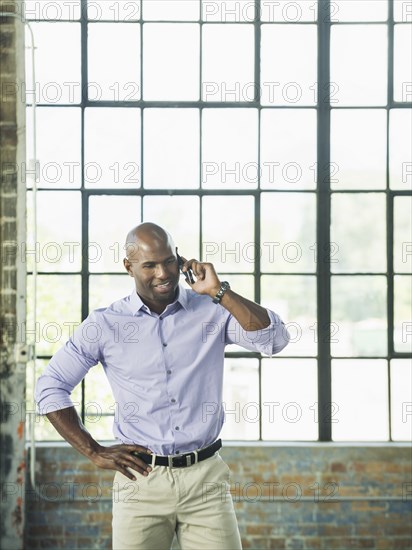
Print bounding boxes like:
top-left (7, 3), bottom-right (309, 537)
top-left (158, 312), bottom-right (184, 455)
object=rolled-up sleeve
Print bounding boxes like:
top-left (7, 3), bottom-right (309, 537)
top-left (225, 309), bottom-right (290, 356)
top-left (35, 313), bottom-right (101, 415)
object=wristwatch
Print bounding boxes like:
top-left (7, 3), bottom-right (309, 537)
top-left (212, 281), bottom-right (230, 304)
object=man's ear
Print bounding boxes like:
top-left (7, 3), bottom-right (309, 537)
top-left (123, 257), bottom-right (133, 276)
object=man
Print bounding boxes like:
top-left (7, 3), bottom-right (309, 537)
top-left (35, 222), bottom-right (290, 550)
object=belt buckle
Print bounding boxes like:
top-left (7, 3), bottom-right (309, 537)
top-left (168, 450), bottom-right (198, 468)
top-left (167, 454), bottom-right (183, 468)
top-left (184, 450), bottom-right (198, 467)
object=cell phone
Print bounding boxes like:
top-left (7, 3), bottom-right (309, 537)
top-left (176, 247), bottom-right (195, 284)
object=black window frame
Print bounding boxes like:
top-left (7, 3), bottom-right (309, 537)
top-left (27, 0), bottom-right (412, 442)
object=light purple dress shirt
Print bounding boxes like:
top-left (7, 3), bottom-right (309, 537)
top-left (35, 285), bottom-right (289, 455)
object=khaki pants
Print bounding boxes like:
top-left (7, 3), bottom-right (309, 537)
top-left (112, 451), bottom-right (242, 550)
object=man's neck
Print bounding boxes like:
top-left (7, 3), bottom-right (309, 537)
top-left (138, 290), bottom-right (178, 315)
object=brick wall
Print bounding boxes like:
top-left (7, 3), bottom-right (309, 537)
top-left (0, 1), bottom-right (27, 549)
top-left (25, 444), bottom-right (412, 550)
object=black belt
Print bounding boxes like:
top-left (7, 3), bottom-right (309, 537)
top-left (134, 439), bottom-right (222, 468)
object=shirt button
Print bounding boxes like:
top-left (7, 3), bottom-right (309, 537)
top-left (159, 317), bottom-right (163, 320)
top-left (176, 450), bottom-right (180, 454)
top-left (167, 369), bottom-right (171, 375)
top-left (171, 398), bottom-right (176, 403)
top-left (163, 342), bottom-right (168, 347)
top-left (175, 426), bottom-right (180, 431)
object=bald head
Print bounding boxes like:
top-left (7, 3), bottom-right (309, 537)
top-left (125, 222), bottom-right (175, 259)
top-left (123, 223), bottom-right (180, 312)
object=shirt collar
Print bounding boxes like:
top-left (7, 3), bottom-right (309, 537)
top-left (128, 284), bottom-right (190, 316)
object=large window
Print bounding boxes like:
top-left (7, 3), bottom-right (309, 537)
top-left (24, 0), bottom-right (412, 442)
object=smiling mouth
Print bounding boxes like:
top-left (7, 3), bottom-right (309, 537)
top-left (154, 281), bottom-right (172, 291)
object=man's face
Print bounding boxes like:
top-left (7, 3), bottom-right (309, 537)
top-left (124, 238), bottom-right (180, 310)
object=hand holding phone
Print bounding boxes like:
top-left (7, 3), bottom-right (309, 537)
top-left (176, 248), bottom-right (195, 284)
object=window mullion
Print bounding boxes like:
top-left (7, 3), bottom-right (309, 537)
top-left (317, 0), bottom-right (332, 442)
top-left (80, 0), bottom-right (88, 424)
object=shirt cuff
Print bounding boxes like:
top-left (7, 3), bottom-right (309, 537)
top-left (35, 376), bottom-right (76, 415)
top-left (243, 309), bottom-right (290, 357)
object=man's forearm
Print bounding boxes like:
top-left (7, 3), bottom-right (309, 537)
top-left (46, 406), bottom-right (154, 480)
top-left (218, 289), bottom-right (271, 331)
top-left (186, 259), bottom-right (275, 330)
top-left (46, 407), bottom-right (101, 459)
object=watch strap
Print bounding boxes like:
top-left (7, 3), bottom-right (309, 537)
top-left (212, 281), bottom-right (230, 304)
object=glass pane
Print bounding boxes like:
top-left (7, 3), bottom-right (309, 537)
top-left (202, 109), bottom-right (258, 189)
top-left (202, 24), bottom-right (254, 102)
top-left (330, 25), bottom-right (387, 106)
top-left (220, 358), bottom-right (259, 440)
top-left (26, 107), bottom-right (81, 188)
top-left (260, 109), bottom-right (317, 190)
top-left (261, 275), bottom-right (317, 356)
top-left (33, 412), bottom-right (63, 442)
top-left (24, 1), bottom-right (81, 19)
top-left (143, 109), bottom-right (199, 189)
top-left (88, 195), bottom-right (141, 273)
top-left (219, 275), bottom-right (254, 302)
top-left (394, 0), bottom-right (412, 22)
top-left (222, 276), bottom-right (255, 352)
top-left (394, 197), bottom-right (412, 273)
top-left (27, 358), bottom-right (47, 417)
top-left (390, 359), bottom-right (412, 441)
top-left (331, 276), bottom-right (387, 357)
top-left (84, 107), bottom-right (141, 188)
top-left (25, 23), bottom-right (81, 104)
top-left (143, 0), bottom-right (199, 20)
top-left (333, 1), bottom-right (388, 21)
top-left (143, 196), bottom-right (200, 259)
top-left (26, 275), bottom-right (81, 356)
top-left (143, 23), bottom-right (199, 100)
top-left (394, 275), bottom-right (412, 353)
top-left (331, 193), bottom-right (386, 273)
top-left (389, 109), bottom-right (412, 190)
top-left (261, 0), bottom-right (318, 22)
top-left (394, 24), bottom-right (412, 102)
top-left (88, 0), bottom-right (141, 21)
top-left (332, 359), bottom-right (389, 441)
top-left (202, 0), bottom-right (257, 22)
top-left (33, 415), bottom-right (65, 441)
top-left (84, 364), bottom-right (114, 415)
top-left (262, 359), bottom-right (317, 441)
top-left (331, 109), bottom-right (387, 189)
top-left (88, 23), bottom-right (140, 101)
top-left (202, 196), bottom-right (254, 272)
top-left (261, 25), bottom-right (317, 106)
top-left (84, 415), bottom-right (116, 441)
top-left (89, 275), bottom-right (135, 310)
top-left (261, 193), bottom-right (316, 273)
top-left (26, 191), bottom-right (81, 272)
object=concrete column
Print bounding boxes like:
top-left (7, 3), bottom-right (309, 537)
top-left (1, 1), bottom-right (27, 548)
